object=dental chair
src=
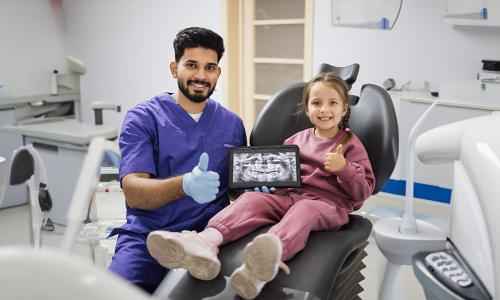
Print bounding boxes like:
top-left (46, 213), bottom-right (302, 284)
top-left (153, 64), bottom-right (399, 300)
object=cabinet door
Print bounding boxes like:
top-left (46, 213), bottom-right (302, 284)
top-left (27, 138), bottom-right (87, 225)
top-left (242, 0), bottom-right (313, 129)
top-left (443, 0), bottom-right (485, 19)
top-left (0, 109), bottom-right (27, 208)
top-left (442, 0), bottom-right (500, 26)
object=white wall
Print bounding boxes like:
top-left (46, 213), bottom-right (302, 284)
top-left (0, 0), bottom-right (67, 96)
top-left (313, 0), bottom-right (500, 95)
top-left (62, 0), bottom-right (222, 128)
top-left (5, 1), bottom-right (499, 130)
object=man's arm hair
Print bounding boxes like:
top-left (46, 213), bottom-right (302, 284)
top-left (122, 173), bottom-right (186, 210)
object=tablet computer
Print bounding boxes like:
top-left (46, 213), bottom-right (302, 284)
top-left (228, 145), bottom-right (301, 189)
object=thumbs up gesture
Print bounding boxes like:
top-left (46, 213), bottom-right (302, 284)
top-left (183, 153), bottom-right (220, 204)
top-left (324, 144), bottom-right (348, 173)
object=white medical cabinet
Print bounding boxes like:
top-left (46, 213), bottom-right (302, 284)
top-left (0, 92), bottom-right (81, 208)
top-left (0, 118), bottom-right (117, 225)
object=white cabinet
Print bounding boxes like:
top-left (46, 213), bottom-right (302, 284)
top-left (0, 93), bottom-right (81, 208)
top-left (391, 91), bottom-right (500, 194)
top-left (0, 109), bottom-right (26, 208)
top-left (443, 0), bottom-right (500, 26)
top-left (25, 137), bottom-right (87, 225)
top-left (242, 0), bottom-right (313, 129)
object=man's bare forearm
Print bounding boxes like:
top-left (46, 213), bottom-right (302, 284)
top-left (122, 173), bottom-right (186, 210)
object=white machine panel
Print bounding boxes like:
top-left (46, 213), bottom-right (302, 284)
top-left (416, 115), bottom-right (500, 298)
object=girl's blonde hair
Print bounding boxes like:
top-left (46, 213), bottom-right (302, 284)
top-left (299, 72), bottom-right (352, 145)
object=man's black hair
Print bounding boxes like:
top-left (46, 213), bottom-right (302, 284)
top-left (173, 27), bottom-right (225, 62)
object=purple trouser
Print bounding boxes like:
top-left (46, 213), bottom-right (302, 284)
top-left (207, 191), bottom-right (349, 261)
top-left (108, 233), bottom-right (167, 294)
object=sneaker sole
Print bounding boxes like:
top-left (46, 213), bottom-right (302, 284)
top-left (230, 265), bottom-right (262, 299)
top-left (147, 232), bottom-right (220, 280)
top-left (244, 234), bottom-right (281, 281)
top-left (230, 234), bottom-right (281, 299)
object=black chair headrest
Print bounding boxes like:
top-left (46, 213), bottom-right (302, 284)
top-left (316, 63), bottom-right (360, 89)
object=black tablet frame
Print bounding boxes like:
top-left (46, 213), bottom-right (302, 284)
top-left (228, 145), bottom-right (301, 189)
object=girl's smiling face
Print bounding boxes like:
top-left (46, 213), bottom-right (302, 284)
top-left (306, 82), bottom-right (347, 139)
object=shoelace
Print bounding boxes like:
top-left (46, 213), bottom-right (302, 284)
top-left (279, 261), bottom-right (290, 275)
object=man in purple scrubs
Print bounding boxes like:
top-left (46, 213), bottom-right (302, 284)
top-left (108, 27), bottom-right (246, 293)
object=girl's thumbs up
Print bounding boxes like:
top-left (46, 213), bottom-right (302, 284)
top-left (335, 144), bottom-right (343, 154)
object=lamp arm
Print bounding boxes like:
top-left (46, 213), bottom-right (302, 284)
top-left (61, 137), bottom-right (120, 253)
top-left (399, 100), bottom-right (438, 234)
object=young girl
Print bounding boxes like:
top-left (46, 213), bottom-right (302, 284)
top-left (146, 72), bottom-right (375, 299)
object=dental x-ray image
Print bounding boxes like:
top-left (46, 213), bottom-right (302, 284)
top-left (229, 145), bottom-right (301, 189)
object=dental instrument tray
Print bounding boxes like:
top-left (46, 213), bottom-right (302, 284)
top-left (228, 145), bottom-right (301, 189)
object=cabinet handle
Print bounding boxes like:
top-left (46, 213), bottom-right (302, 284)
top-left (32, 142), bottom-right (58, 153)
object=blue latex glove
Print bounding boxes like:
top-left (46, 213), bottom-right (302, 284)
top-left (245, 186), bottom-right (276, 194)
top-left (183, 153), bottom-right (220, 204)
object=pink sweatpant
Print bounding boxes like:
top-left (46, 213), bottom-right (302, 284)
top-left (207, 190), bottom-right (350, 261)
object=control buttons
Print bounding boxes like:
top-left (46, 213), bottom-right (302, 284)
top-left (425, 252), bottom-right (472, 288)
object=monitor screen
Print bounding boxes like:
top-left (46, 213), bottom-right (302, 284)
top-left (228, 145), bottom-right (301, 189)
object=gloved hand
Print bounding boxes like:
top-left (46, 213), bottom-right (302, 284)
top-left (183, 153), bottom-right (220, 204)
top-left (245, 186), bottom-right (276, 194)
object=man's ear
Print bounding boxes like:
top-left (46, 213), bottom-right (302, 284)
top-left (170, 61), bottom-right (178, 78)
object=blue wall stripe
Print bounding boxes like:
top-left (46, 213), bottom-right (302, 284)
top-left (381, 179), bottom-right (451, 204)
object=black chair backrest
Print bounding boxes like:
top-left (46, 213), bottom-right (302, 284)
top-left (250, 83), bottom-right (398, 194)
top-left (350, 84), bottom-right (399, 193)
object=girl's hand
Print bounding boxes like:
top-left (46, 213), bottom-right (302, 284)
top-left (324, 144), bottom-right (347, 173)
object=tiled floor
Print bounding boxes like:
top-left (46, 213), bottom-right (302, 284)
top-left (0, 193), bottom-right (448, 299)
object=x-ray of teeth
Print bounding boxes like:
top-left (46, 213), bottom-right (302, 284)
top-left (232, 152), bottom-right (297, 183)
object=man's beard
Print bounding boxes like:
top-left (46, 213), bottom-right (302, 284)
top-left (178, 79), bottom-right (216, 103)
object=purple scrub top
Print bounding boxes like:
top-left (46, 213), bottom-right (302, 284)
top-left (112, 92), bottom-right (246, 236)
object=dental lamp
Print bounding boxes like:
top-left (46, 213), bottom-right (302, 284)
top-left (373, 100), bottom-right (447, 300)
top-left (9, 145), bottom-right (53, 250)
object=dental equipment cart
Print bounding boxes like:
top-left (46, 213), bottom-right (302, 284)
top-left (0, 104), bottom-right (117, 225)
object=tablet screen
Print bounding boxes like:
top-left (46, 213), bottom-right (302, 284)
top-left (228, 145), bottom-right (301, 189)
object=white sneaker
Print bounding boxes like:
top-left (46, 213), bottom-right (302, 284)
top-left (147, 230), bottom-right (221, 280)
top-left (230, 233), bottom-right (290, 299)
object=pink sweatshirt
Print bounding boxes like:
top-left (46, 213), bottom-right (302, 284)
top-left (284, 128), bottom-right (375, 212)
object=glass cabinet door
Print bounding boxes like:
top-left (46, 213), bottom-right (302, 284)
top-left (331, 0), bottom-right (403, 30)
top-left (443, 0), bottom-right (487, 20)
top-left (255, 0), bottom-right (304, 20)
top-left (247, 0), bottom-right (312, 121)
